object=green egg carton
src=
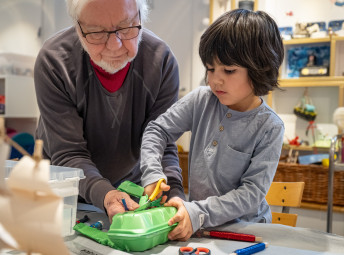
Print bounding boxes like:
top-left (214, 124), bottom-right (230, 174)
top-left (117, 180), bottom-right (144, 198)
top-left (108, 206), bottom-right (177, 252)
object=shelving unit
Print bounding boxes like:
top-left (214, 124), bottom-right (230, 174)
top-left (277, 34), bottom-right (344, 229)
top-left (277, 36), bottom-right (344, 230)
top-left (0, 75), bottom-right (39, 134)
top-left (267, 35), bottom-right (344, 109)
top-left (267, 76), bottom-right (344, 112)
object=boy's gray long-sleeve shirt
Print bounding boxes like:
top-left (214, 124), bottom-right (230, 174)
top-left (34, 27), bottom-right (185, 211)
top-left (141, 86), bottom-right (285, 233)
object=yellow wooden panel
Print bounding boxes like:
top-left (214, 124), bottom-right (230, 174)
top-left (271, 212), bottom-right (298, 227)
top-left (231, 0), bottom-right (236, 10)
top-left (283, 37), bottom-right (330, 45)
top-left (254, 0), bottom-right (258, 11)
top-left (266, 182), bottom-right (305, 207)
top-left (339, 85), bottom-right (344, 107)
top-left (301, 202), bottom-right (344, 213)
top-left (280, 76), bottom-right (344, 87)
top-left (209, 0), bottom-right (214, 24)
top-left (330, 36), bottom-right (336, 76)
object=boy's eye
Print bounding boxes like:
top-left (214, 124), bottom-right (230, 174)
top-left (206, 67), bottom-right (215, 72)
top-left (224, 69), bottom-right (236, 74)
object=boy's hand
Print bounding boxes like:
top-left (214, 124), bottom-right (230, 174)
top-left (144, 180), bottom-right (170, 203)
top-left (104, 190), bottom-right (139, 223)
top-left (165, 197), bottom-right (193, 241)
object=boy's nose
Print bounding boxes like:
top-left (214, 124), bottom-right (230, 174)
top-left (212, 74), bottom-right (224, 86)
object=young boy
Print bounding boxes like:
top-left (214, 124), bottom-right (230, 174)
top-left (140, 9), bottom-right (285, 241)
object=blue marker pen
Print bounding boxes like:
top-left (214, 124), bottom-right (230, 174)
top-left (230, 242), bottom-right (268, 255)
top-left (90, 221), bottom-right (103, 230)
top-left (122, 198), bottom-right (129, 211)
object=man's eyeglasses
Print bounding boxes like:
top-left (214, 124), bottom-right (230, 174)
top-left (78, 12), bottom-right (141, 45)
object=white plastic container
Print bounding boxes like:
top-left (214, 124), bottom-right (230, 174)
top-left (4, 160), bottom-right (85, 236)
top-left (0, 53), bottom-right (36, 77)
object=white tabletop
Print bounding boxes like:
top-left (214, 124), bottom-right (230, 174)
top-left (63, 210), bottom-right (344, 255)
top-left (1, 209), bottom-right (344, 255)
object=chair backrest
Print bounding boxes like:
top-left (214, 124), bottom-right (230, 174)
top-left (266, 182), bottom-right (305, 227)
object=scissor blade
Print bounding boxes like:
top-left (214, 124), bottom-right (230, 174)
top-left (134, 200), bottom-right (151, 212)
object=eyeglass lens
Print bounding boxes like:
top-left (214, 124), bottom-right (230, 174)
top-left (86, 27), bottom-right (141, 44)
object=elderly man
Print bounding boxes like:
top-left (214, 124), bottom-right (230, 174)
top-left (34, 0), bottom-right (185, 221)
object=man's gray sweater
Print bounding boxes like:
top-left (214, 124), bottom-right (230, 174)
top-left (34, 27), bottom-right (184, 210)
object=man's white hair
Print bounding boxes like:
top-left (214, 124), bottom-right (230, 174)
top-left (66, 0), bottom-right (147, 74)
top-left (65, 0), bottom-right (149, 24)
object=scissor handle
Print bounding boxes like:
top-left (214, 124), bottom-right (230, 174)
top-left (179, 247), bottom-right (211, 255)
top-left (196, 247), bottom-right (211, 255)
top-left (179, 247), bottom-right (197, 255)
top-left (149, 178), bottom-right (166, 201)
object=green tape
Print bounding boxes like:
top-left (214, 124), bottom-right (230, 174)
top-left (73, 223), bottom-right (118, 249)
top-left (117, 180), bottom-right (144, 198)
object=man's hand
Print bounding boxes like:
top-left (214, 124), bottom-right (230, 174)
top-left (144, 180), bottom-right (170, 204)
top-left (164, 197), bottom-right (193, 241)
top-left (104, 190), bottom-right (139, 223)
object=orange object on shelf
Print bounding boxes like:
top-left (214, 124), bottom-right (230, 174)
top-left (288, 136), bottom-right (301, 146)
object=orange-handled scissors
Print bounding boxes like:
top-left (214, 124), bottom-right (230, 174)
top-left (179, 246), bottom-right (211, 255)
top-left (149, 178), bottom-right (165, 201)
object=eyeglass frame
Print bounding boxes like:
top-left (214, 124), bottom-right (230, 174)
top-left (77, 12), bottom-right (142, 44)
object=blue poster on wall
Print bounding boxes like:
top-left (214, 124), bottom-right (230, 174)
top-left (287, 44), bottom-right (330, 78)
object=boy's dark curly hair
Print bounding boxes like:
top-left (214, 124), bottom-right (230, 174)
top-left (199, 9), bottom-right (284, 96)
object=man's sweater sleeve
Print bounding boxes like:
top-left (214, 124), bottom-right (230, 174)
top-left (34, 43), bottom-right (113, 211)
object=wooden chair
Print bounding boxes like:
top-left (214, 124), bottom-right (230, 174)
top-left (266, 182), bottom-right (305, 227)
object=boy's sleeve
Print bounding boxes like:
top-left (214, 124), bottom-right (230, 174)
top-left (140, 92), bottom-right (197, 190)
top-left (141, 47), bottom-right (184, 200)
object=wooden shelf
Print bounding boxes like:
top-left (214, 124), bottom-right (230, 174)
top-left (268, 34), bottom-right (344, 108)
top-left (331, 35), bottom-right (344, 42)
top-left (334, 162), bottom-right (344, 171)
top-left (283, 36), bottom-right (344, 45)
top-left (283, 37), bottom-right (330, 45)
top-left (275, 76), bottom-right (344, 108)
top-left (279, 76), bottom-right (344, 88)
top-left (282, 144), bottom-right (329, 152)
top-left (301, 202), bottom-right (344, 213)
